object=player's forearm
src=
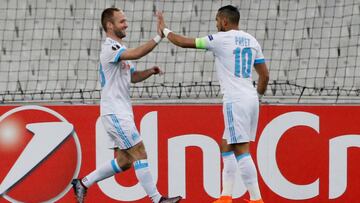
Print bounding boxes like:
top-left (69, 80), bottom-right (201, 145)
top-left (127, 40), bottom-right (157, 60)
top-left (257, 75), bottom-right (269, 95)
top-left (254, 63), bottom-right (269, 95)
top-left (131, 69), bottom-right (154, 83)
top-left (121, 35), bottom-right (161, 60)
top-left (167, 32), bottom-right (196, 48)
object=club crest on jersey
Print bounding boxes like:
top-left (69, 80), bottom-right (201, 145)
top-left (112, 44), bottom-right (120, 51)
top-left (208, 35), bottom-right (214, 41)
top-left (121, 61), bottom-right (131, 70)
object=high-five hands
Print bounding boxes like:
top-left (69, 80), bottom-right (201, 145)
top-left (156, 11), bottom-right (166, 37)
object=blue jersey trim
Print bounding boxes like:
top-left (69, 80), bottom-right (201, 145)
top-left (111, 115), bottom-right (131, 148)
top-left (130, 66), bottom-right (135, 74)
top-left (99, 63), bottom-right (106, 87)
top-left (254, 58), bottom-right (265, 64)
top-left (113, 47), bottom-right (126, 63)
top-left (226, 103), bottom-right (237, 143)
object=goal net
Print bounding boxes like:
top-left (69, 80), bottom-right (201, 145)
top-left (0, 0), bottom-right (359, 103)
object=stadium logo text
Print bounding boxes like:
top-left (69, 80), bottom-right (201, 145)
top-left (96, 111), bottom-right (360, 201)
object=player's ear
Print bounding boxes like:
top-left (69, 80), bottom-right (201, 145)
top-left (222, 18), bottom-right (228, 27)
top-left (107, 21), bottom-right (113, 31)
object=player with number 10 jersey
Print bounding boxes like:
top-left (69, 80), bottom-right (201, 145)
top-left (157, 5), bottom-right (269, 202)
top-left (196, 30), bottom-right (265, 102)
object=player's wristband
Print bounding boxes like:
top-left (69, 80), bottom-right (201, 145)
top-left (153, 35), bottom-right (162, 44)
top-left (163, 28), bottom-right (172, 38)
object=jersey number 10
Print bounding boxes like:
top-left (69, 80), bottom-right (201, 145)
top-left (234, 47), bottom-right (252, 78)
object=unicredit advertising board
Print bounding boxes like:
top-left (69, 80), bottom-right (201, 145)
top-left (0, 105), bottom-right (359, 203)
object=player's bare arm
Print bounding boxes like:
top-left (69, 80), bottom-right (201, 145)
top-left (120, 14), bottom-right (164, 61)
top-left (157, 11), bottom-right (196, 48)
top-left (131, 66), bottom-right (162, 83)
top-left (254, 63), bottom-right (269, 95)
top-left (120, 39), bottom-right (160, 60)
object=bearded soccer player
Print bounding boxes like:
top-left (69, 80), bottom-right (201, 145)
top-left (71, 7), bottom-right (182, 203)
top-left (157, 5), bottom-right (269, 203)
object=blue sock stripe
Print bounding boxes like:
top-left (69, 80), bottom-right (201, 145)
top-left (236, 153), bottom-right (250, 161)
top-left (134, 160), bottom-right (149, 170)
top-left (221, 151), bottom-right (235, 157)
top-left (111, 159), bottom-right (121, 173)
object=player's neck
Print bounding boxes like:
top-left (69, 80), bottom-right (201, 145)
top-left (106, 33), bottom-right (124, 44)
top-left (224, 25), bottom-right (239, 31)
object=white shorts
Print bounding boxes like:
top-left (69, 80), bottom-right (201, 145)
top-left (222, 98), bottom-right (259, 144)
top-left (101, 114), bottom-right (142, 149)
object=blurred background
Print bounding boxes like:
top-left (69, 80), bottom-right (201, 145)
top-left (0, 0), bottom-right (359, 104)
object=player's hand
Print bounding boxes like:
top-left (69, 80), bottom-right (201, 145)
top-left (152, 66), bottom-right (163, 75)
top-left (156, 11), bottom-right (166, 36)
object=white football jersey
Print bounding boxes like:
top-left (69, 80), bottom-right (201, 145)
top-left (99, 37), bottom-right (136, 116)
top-left (196, 30), bottom-right (265, 102)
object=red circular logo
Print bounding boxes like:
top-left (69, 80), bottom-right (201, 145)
top-left (0, 106), bottom-right (81, 202)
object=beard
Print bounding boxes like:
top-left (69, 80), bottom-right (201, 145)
top-left (217, 24), bottom-right (225, 32)
top-left (114, 29), bottom-right (126, 38)
top-left (219, 25), bottom-right (225, 32)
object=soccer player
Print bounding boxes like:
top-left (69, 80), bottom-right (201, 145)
top-left (157, 5), bottom-right (269, 203)
top-left (71, 8), bottom-right (182, 203)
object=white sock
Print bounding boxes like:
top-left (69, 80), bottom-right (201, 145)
top-left (81, 159), bottom-right (122, 188)
top-left (221, 151), bottom-right (237, 197)
top-left (134, 159), bottom-right (162, 203)
top-left (237, 153), bottom-right (262, 200)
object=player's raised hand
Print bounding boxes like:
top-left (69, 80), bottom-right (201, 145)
top-left (152, 66), bottom-right (163, 75)
top-left (156, 11), bottom-right (164, 37)
top-left (156, 11), bottom-right (166, 33)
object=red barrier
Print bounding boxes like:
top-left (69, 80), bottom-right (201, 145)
top-left (0, 105), bottom-right (359, 203)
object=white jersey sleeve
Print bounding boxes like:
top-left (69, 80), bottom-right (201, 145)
top-left (253, 40), bottom-right (265, 65)
top-left (107, 43), bottom-right (127, 63)
top-left (195, 34), bottom-right (217, 51)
